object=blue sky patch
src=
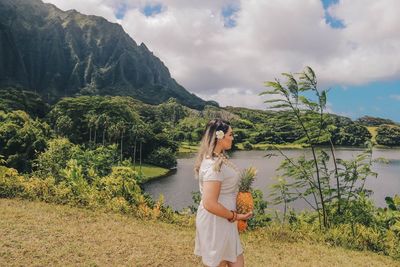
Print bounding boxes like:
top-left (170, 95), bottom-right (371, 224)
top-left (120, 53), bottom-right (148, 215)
top-left (321, 0), bottom-right (345, 29)
top-left (321, 0), bottom-right (339, 9)
top-left (293, 77), bottom-right (400, 122)
top-left (328, 80), bottom-right (400, 122)
top-left (221, 4), bottom-right (240, 28)
top-left (324, 12), bottom-right (345, 28)
top-left (142, 3), bottom-right (163, 17)
top-left (115, 3), bottom-right (127, 19)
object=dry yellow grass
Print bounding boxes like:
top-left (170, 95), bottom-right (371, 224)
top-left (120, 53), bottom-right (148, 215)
top-left (0, 198), bottom-right (399, 267)
top-left (367, 126), bottom-right (378, 143)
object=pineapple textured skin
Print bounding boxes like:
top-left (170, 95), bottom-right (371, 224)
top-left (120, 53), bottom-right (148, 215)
top-left (236, 166), bottom-right (257, 233)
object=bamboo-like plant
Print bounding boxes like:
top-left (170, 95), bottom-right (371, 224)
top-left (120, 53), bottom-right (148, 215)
top-left (262, 67), bottom-right (379, 230)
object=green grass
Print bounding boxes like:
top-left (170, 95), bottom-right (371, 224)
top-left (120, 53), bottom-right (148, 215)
top-left (1, 198), bottom-right (399, 267)
top-left (136, 163), bottom-right (170, 183)
top-left (179, 142), bottom-right (200, 153)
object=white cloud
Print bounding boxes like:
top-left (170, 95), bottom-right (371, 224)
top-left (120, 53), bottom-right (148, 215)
top-left (42, 0), bottom-right (400, 110)
top-left (43, 0), bottom-right (118, 22)
top-left (390, 95), bottom-right (400, 101)
top-left (198, 87), bottom-right (267, 109)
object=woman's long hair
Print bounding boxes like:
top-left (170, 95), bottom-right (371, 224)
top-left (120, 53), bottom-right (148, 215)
top-left (194, 119), bottom-right (230, 178)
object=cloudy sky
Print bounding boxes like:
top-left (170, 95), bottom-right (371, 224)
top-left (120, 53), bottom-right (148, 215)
top-left (43, 0), bottom-right (400, 122)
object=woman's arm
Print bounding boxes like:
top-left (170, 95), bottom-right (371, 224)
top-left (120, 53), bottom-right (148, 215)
top-left (202, 181), bottom-right (233, 219)
top-left (202, 181), bottom-right (253, 221)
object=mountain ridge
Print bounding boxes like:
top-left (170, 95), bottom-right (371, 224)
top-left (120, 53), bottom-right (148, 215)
top-left (0, 0), bottom-right (210, 109)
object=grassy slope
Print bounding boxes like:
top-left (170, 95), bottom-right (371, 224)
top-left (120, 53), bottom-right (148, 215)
top-left (367, 126), bottom-right (378, 143)
top-left (1, 199), bottom-right (399, 267)
top-left (139, 163), bottom-right (170, 183)
top-left (178, 142), bottom-right (200, 153)
top-left (367, 125), bottom-right (400, 148)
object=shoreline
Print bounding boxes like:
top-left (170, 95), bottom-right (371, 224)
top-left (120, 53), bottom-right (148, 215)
top-left (140, 168), bottom-right (177, 184)
top-left (178, 142), bottom-right (400, 154)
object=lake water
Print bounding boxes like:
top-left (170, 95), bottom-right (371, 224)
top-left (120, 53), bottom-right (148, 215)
top-left (142, 148), bottom-right (400, 213)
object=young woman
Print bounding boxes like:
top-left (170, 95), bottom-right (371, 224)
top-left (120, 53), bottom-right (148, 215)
top-left (194, 119), bottom-right (253, 267)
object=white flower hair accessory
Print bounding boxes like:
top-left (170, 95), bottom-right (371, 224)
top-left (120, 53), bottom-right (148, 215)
top-left (216, 130), bottom-right (225, 140)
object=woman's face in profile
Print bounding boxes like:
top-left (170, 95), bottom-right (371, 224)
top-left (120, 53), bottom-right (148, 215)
top-left (220, 126), bottom-right (234, 150)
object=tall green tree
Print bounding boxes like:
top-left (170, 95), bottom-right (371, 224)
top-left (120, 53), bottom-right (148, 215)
top-left (0, 110), bottom-right (52, 172)
top-left (0, 88), bottom-right (50, 118)
top-left (376, 125), bottom-right (400, 146)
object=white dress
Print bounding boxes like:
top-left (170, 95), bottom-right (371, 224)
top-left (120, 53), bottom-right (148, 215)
top-left (194, 156), bottom-right (244, 267)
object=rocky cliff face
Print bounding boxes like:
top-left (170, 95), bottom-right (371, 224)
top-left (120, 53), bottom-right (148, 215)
top-left (0, 0), bottom-right (207, 109)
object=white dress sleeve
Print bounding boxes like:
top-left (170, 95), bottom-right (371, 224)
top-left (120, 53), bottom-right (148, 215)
top-left (201, 160), bottom-right (224, 182)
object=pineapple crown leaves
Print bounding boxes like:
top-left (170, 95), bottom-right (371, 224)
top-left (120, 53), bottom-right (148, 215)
top-left (238, 166), bottom-right (257, 192)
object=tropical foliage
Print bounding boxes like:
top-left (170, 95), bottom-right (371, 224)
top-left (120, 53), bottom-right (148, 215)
top-left (0, 110), bottom-right (52, 172)
top-left (262, 67), bottom-right (399, 259)
top-left (376, 125), bottom-right (400, 147)
top-left (0, 82), bottom-right (399, 259)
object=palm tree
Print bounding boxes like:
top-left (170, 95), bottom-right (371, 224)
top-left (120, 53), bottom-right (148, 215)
top-left (139, 138), bottom-right (143, 173)
top-left (99, 114), bottom-right (109, 146)
top-left (131, 125), bottom-right (137, 169)
top-left (85, 112), bottom-right (97, 144)
top-left (117, 121), bottom-right (126, 162)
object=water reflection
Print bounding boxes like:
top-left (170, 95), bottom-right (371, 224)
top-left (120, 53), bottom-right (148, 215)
top-left (143, 148), bottom-right (400, 212)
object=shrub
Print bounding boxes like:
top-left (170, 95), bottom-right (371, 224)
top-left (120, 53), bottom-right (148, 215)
top-left (21, 175), bottom-right (56, 202)
top-left (35, 138), bottom-right (119, 183)
top-left (146, 147), bottom-right (177, 168)
top-left (332, 124), bottom-right (372, 146)
top-left (97, 166), bottom-right (141, 205)
top-left (106, 196), bottom-right (132, 214)
top-left (243, 141), bottom-right (253, 150)
top-left (0, 110), bottom-right (52, 172)
top-left (376, 125), bottom-right (400, 146)
top-left (173, 131), bottom-right (185, 142)
top-left (0, 166), bottom-right (25, 198)
top-left (34, 138), bottom-right (77, 182)
top-left (232, 129), bottom-right (248, 143)
top-left (324, 223), bottom-right (385, 252)
top-left (247, 189), bottom-right (271, 230)
top-left (231, 119), bottom-right (254, 129)
top-left (0, 162), bottom-right (177, 225)
top-left (188, 191), bottom-right (201, 213)
top-left (60, 159), bottom-right (96, 207)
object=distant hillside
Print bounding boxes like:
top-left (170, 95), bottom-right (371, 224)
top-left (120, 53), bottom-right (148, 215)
top-left (356, 116), bottom-right (397, 126)
top-left (0, 0), bottom-right (210, 109)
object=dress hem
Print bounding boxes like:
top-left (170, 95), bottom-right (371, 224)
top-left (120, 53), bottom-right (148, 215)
top-left (194, 249), bottom-right (244, 266)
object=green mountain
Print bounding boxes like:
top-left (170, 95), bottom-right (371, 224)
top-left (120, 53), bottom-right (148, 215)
top-left (0, 0), bottom-right (209, 109)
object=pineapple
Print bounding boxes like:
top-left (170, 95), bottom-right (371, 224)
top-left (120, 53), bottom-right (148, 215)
top-left (237, 220), bottom-right (248, 233)
top-left (236, 166), bottom-right (257, 232)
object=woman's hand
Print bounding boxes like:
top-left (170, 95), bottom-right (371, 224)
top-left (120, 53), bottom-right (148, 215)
top-left (236, 211), bottom-right (253, 221)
